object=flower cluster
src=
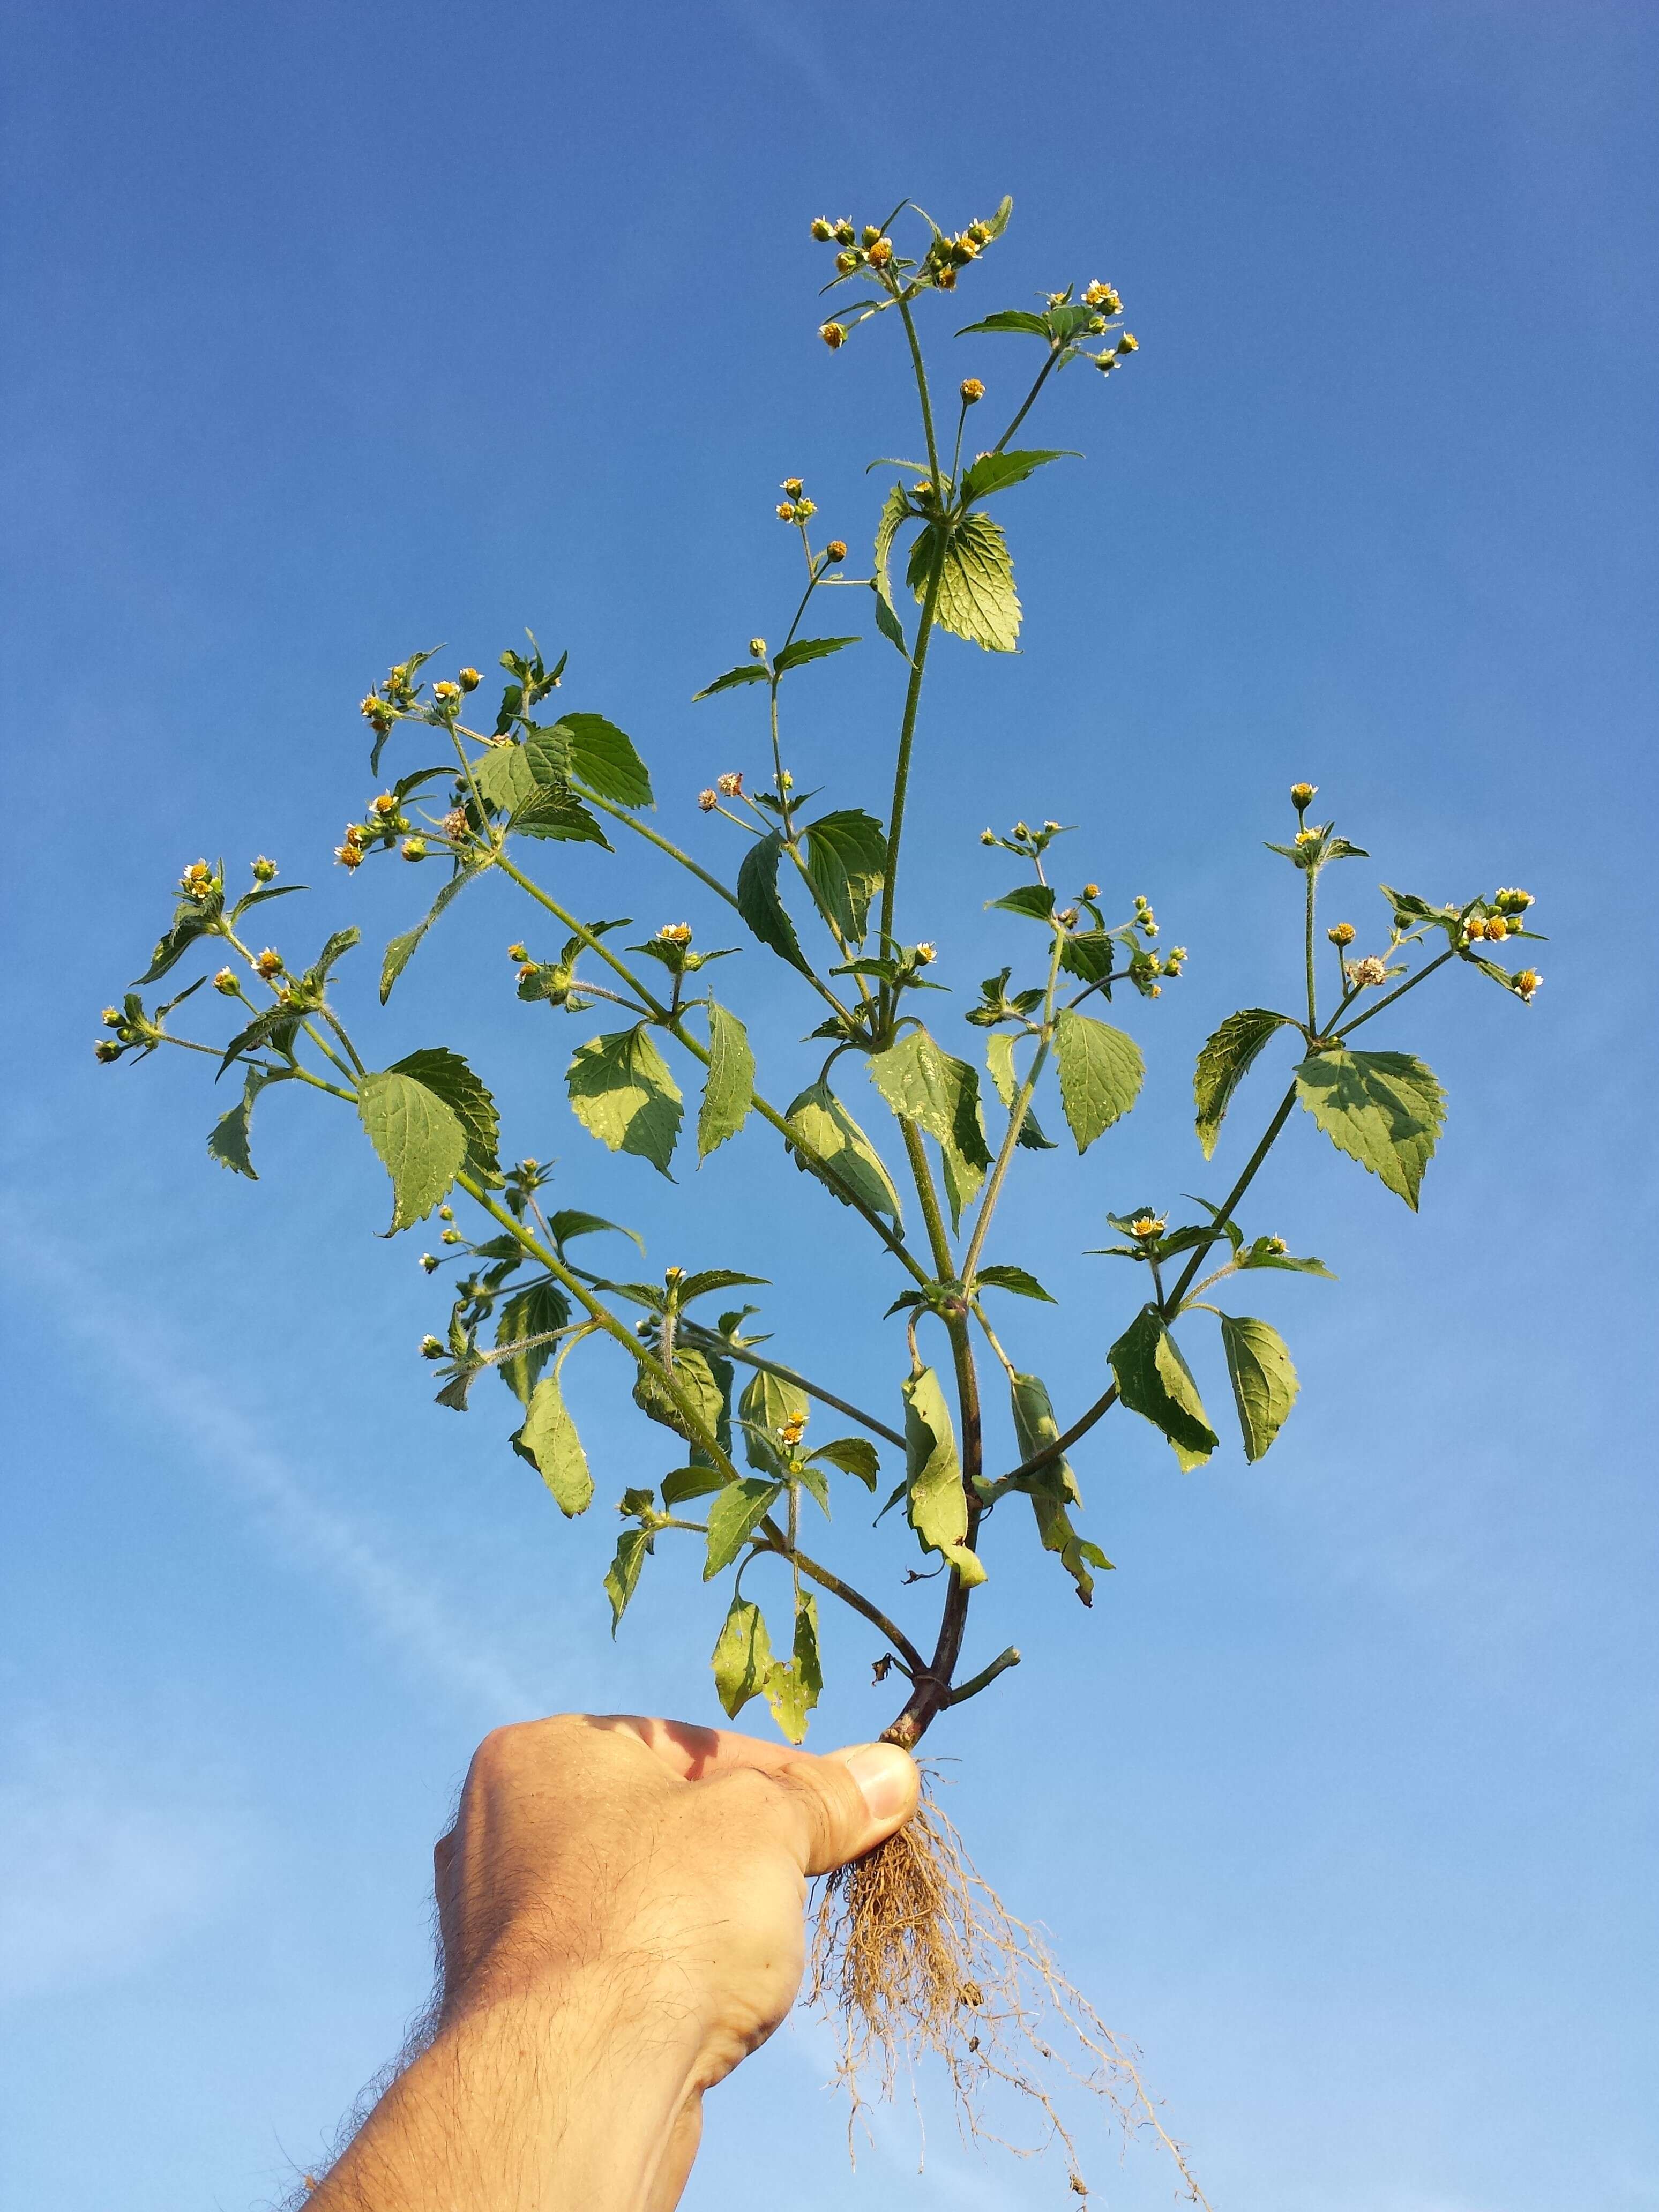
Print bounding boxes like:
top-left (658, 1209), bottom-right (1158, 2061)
top-left (776, 477), bottom-right (817, 525)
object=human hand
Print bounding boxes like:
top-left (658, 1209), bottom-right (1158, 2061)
top-left (310, 1713), bottom-right (918, 2212)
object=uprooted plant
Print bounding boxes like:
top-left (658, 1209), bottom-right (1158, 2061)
top-left (97, 196), bottom-right (1544, 2196)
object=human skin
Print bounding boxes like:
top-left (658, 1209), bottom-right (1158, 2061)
top-left (307, 1712), bottom-right (920, 2211)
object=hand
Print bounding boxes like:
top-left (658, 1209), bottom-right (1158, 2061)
top-left (309, 1713), bottom-right (918, 2212)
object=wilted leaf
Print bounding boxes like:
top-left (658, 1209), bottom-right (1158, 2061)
top-left (903, 1366), bottom-right (986, 1586)
top-left (765, 1591), bottom-right (821, 1743)
top-left (868, 1028), bottom-right (992, 1224)
top-left (1009, 1371), bottom-right (1110, 1605)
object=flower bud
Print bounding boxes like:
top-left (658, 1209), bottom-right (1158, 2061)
top-left (95, 1038), bottom-right (122, 1063)
top-left (966, 221), bottom-right (991, 246)
top-left (794, 496), bottom-right (817, 520)
top-left (1495, 886), bottom-right (1534, 913)
top-left (867, 236), bottom-right (893, 268)
top-left (253, 948), bottom-right (284, 979)
top-left (1043, 819), bottom-right (1061, 833)
top-left (438, 1205), bottom-right (453, 1221)
top-left (1290, 782), bottom-right (1317, 810)
top-left (833, 220), bottom-right (855, 246)
top-left (420, 1252), bottom-right (438, 1274)
top-left (1328, 922), bottom-right (1356, 946)
top-left (825, 540), bottom-right (847, 563)
top-left (1013, 821), bottom-right (1029, 839)
top-left (100, 1005), bottom-right (122, 1027)
top-left (507, 943), bottom-right (528, 962)
top-left (1116, 332), bottom-right (1139, 354)
top-left (749, 638), bottom-right (767, 659)
top-left (1513, 968), bottom-right (1542, 1002)
top-left (251, 856), bottom-right (278, 882)
top-left (980, 828), bottom-right (996, 845)
top-left (834, 250), bottom-right (861, 276)
top-left (401, 836), bottom-right (427, 861)
top-left (810, 217), bottom-right (835, 241)
top-left (440, 1228), bottom-right (462, 1245)
top-left (960, 378), bottom-right (984, 403)
top-left (458, 666), bottom-right (482, 691)
top-left (419, 1335), bottom-right (444, 1359)
top-left (1082, 882), bottom-right (1100, 900)
top-left (914, 941), bottom-right (937, 965)
top-left (820, 322), bottom-right (847, 349)
top-left (781, 477), bottom-right (804, 498)
top-left (214, 967), bottom-right (238, 994)
top-left (698, 787), bottom-right (718, 811)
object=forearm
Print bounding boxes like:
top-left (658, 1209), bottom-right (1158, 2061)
top-left (311, 1975), bottom-right (700, 2212)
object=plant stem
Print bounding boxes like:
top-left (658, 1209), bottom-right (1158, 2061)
top-left (1304, 864), bottom-right (1319, 1033)
top-left (950, 1645), bottom-right (1021, 1705)
top-left (1333, 946), bottom-right (1457, 1038)
top-left (754, 1518), bottom-right (926, 1678)
top-left (960, 933), bottom-right (1065, 1282)
top-left (570, 787), bottom-right (741, 911)
top-left (677, 1327), bottom-right (905, 1448)
top-left (992, 348), bottom-right (1061, 454)
top-left (899, 1119), bottom-right (955, 1280)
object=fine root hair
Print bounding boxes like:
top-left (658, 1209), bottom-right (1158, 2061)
top-left (810, 1783), bottom-right (1213, 2204)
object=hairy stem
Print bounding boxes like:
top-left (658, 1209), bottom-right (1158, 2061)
top-left (677, 1327), bottom-right (906, 1448)
top-left (755, 1518), bottom-right (926, 1679)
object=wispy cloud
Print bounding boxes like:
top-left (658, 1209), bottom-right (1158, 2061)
top-left (5, 1214), bottom-right (541, 1721)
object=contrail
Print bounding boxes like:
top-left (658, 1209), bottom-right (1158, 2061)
top-left (5, 1210), bottom-right (541, 1720)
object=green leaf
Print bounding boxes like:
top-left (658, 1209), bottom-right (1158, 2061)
top-left (902, 1367), bottom-right (986, 1586)
top-left (1008, 1372), bottom-right (1110, 1606)
top-left (765, 1592), bottom-right (821, 1744)
top-left (973, 1264), bottom-right (1055, 1303)
top-left (566, 1025), bottom-right (683, 1176)
top-left (784, 1082), bottom-right (903, 1222)
top-left (381, 866), bottom-right (481, 1004)
top-left (704, 1478), bottom-right (781, 1578)
top-left (558, 713), bottom-right (653, 807)
top-left (736, 831), bottom-right (812, 975)
top-left (868, 1027), bottom-right (992, 1223)
top-left (495, 1280), bottom-right (572, 1404)
top-left (872, 482), bottom-right (911, 657)
top-left (1236, 1237), bottom-right (1335, 1279)
top-left (1194, 1009), bottom-right (1295, 1160)
top-left (604, 1527), bottom-right (651, 1632)
top-left (1053, 1008), bottom-right (1144, 1152)
top-left (514, 1371), bottom-right (594, 1514)
top-left (955, 308), bottom-right (1051, 337)
top-left (1109, 1307), bottom-right (1217, 1470)
top-left (206, 1067), bottom-right (281, 1180)
top-left (662, 1464), bottom-right (724, 1507)
top-left (693, 662), bottom-right (770, 701)
top-left (513, 784), bottom-right (611, 847)
top-left (357, 1068), bottom-right (468, 1232)
top-left (1218, 1314), bottom-right (1299, 1463)
top-left (471, 741), bottom-right (540, 813)
top-left (390, 1046), bottom-right (500, 1178)
top-left (984, 1031), bottom-right (1057, 1149)
top-left (960, 449), bottom-right (1073, 503)
top-left (738, 1367), bottom-right (810, 1474)
top-left (696, 997), bottom-right (754, 1160)
top-left (773, 635), bottom-right (860, 675)
top-left (907, 511), bottom-right (1021, 652)
top-left (1294, 1049), bottom-right (1445, 1210)
top-left (675, 1268), bottom-right (767, 1307)
top-left (633, 1348), bottom-right (728, 1452)
top-left (1058, 929), bottom-right (1116, 985)
top-left (711, 1594), bottom-right (773, 1718)
top-left (989, 883), bottom-right (1056, 920)
top-left (804, 810), bottom-right (887, 944)
top-left (228, 882), bottom-right (308, 925)
top-left (808, 1437), bottom-right (880, 1489)
top-left (547, 1209), bottom-right (645, 1255)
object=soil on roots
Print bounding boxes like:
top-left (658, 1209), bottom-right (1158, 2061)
top-left (810, 1785), bottom-right (1213, 2203)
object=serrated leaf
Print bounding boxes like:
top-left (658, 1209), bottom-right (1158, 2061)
top-left (765, 1591), bottom-right (821, 1744)
top-left (604, 1527), bottom-right (651, 1631)
top-left (736, 831), bottom-right (812, 975)
top-left (809, 1437), bottom-right (880, 1489)
top-left (784, 1081), bottom-right (903, 1222)
top-left (973, 1264), bottom-right (1055, 1303)
top-left (955, 308), bottom-right (1051, 337)
top-left (548, 1208), bottom-right (645, 1254)
top-left (868, 1029), bottom-right (992, 1187)
top-left (960, 448), bottom-right (1073, 503)
top-left (738, 1367), bottom-right (809, 1475)
top-left (1218, 1314), bottom-right (1299, 1463)
top-left (206, 1067), bottom-right (281, 1180)
top-left (390, 1046), bottom-right (499, 1178)
top-left (566, 1025), bottom-right (683, 1176)
top-left (711, 1594), bottom-right (773, 1718)
top-left (135, 902), bottom-right (217, 985)
top-left (495, 1280), bottom-right (572, 1404)
top-left (1059, 929), bottom-right (1116, 985)
top-left (873, 482), bottom-right (911, 657)
top-left (558, 713), bottom-right (653, 807)
top-left (513, 784), bottom-right (611, 847)
top-left (662, 1464), bottom-right (724, 1507)
top-left (698, 998), bottom-right (754, 1160)
top-left (675, 1268), bottom-right (768, 1306)
top-left (228, 882), bottom-right (308, 925)
top-left (693, 661), bottom-right (771, 701)
top-left (1294, 1049), bottom-right (1445, 1210)
top-left (1194, 1009), bottom-right (1295, 1159)
top-left (1009, 1372), bottom-right (1108, 1605)
top-left (1053, 1008), bottom-right (1144, 1152)
top-left (804, 810), bottom-right (887, 944)
top-left (907, 512), bottom-right (1021, 652)
top-left (357, 1069), bottom-right (467, 1232)
top-left (774, 635), bottom-right (860, 675)
top-left (902, 1367), bottom-right (986, 1586)
top-left (513, 1371), bottom-right (594, 1514)
top-left (633, 1348), bottom-right (728, 1453)
top-left (1109, 1306), bottom-right (1217, 1470)
top-left (989, 883), bottom-right (1056, 920)
top-left (1236, 1237), bottom-right (1335, 1278)
top-left (471, 741), bottom-right (540, 813)
top-left (704, 1477), bottom-right (781, 1578)
top-left (380, 866), bottom-right (480, 1003)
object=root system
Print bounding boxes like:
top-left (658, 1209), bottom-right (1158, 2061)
top-left (811, 1784), bottom-right (1213, 2203)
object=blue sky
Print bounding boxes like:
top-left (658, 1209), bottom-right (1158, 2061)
top-left (2, 1), bottom-right (1655, 2206)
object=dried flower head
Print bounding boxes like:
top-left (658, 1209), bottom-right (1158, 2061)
top-left (1346, 955), bottom-right (1389, 989)
top-left (716, 771), bottom-right (744, 797)
top-left (440, 808), bottom-right (469, 841)
top-left (698, 787), bottom-right (718, 812)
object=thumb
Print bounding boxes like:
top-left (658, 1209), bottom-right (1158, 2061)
top-left (774, 1740), bottom-right (920, 1876)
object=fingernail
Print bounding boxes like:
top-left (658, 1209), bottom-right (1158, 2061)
top-left (839, 1742), bottom-right (914, 1824)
